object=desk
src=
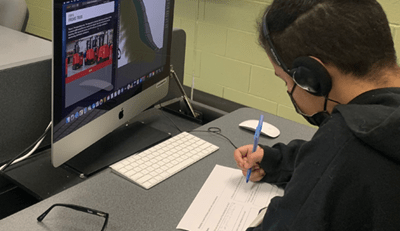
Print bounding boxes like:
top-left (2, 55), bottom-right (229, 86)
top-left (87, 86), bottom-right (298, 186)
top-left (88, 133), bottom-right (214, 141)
top-left (0, 25), bottom-right (51, 71)
top-left (3, 107), bottom-right (202, 200)
top-left (0, 107), bottom-right (316, 230)
top-left (0, 25), bottom-right (52, 164)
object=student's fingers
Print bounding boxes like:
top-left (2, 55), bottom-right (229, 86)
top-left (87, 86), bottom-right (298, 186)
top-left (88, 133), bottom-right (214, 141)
top-left (234, 145), bottom-right (254, 169)
top-left (236, 157), bottom-right (247, 170)
top-left (241, 165), bottom-right (265, 182)
top-left (243, 147), bottom-right (264, 169)
top-left (249, 167), bottom-right (266, 182)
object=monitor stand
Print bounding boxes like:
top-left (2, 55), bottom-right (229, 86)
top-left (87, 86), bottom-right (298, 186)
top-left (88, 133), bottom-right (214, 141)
top-left (64, 121), bottom-right (170, 178)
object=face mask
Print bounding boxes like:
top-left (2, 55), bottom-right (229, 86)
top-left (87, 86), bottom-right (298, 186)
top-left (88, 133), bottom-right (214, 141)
top-left (287, 84), bottom-right (330, 127)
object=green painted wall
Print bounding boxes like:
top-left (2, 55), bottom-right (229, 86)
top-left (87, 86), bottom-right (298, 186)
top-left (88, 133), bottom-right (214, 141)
top-left (24, 0), bottom-right (400, 126)
top-left (25, 0), bottom-right (52, 40)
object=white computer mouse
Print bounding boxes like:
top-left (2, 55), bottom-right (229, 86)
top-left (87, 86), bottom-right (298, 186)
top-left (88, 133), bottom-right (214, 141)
top-left (239, 120), bottom-right (280, 138)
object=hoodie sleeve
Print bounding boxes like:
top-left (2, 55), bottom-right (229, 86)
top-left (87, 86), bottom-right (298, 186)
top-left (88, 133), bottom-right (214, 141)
top-left (258, 139), bottom-right (306, 187)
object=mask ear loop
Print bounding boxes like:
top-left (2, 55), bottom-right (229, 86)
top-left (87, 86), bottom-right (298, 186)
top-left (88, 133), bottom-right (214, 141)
top-left (323, 95), bottom-right (329, 112)
top-left (324, 94), bottom-right (341, 106)
top-left (321, 92), bottom-right (341, 115)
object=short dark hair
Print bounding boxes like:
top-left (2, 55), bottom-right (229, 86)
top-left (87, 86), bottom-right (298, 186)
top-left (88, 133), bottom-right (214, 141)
top-left (258, 0), bottom-right (397, 78)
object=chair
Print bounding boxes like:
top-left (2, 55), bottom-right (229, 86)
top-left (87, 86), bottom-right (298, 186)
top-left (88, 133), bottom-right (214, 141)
top-left (0, 0), bottom-right (29, 32)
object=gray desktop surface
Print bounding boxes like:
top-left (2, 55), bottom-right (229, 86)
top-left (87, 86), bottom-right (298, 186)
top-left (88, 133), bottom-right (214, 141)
top-left (0, 107), bottom-right (316, 230)
top-left (3, 107), bottom-right (202, 201)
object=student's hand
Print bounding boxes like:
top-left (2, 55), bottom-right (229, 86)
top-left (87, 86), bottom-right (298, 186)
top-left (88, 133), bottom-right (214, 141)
top-left (234, 144), bottom-right (265, 182)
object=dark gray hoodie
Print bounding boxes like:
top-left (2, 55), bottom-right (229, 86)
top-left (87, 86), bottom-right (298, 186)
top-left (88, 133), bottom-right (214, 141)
top-left (249, 88), bottom-right (400, 231)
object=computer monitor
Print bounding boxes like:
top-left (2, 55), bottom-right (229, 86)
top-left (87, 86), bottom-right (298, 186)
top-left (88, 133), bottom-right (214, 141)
top-left (52, 0), bottom-right (174, 175)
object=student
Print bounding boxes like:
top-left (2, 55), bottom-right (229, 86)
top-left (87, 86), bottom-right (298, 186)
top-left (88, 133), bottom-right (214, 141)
top-left (234, 0), bottom-right (400, 230)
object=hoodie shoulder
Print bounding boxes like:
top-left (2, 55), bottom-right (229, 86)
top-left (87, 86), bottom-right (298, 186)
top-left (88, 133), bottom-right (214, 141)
top-left (334, 88), bottom-right (400, 162)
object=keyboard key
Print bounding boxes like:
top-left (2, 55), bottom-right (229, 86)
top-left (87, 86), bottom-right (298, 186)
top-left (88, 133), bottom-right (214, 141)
top-left (166, 158), bottom-right (193, 175)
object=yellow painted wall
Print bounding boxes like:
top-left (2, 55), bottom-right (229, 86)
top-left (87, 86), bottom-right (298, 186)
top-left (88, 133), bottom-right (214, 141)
top-left (24, 0), bottom-right (400, 126)
top-left (24, 0), bottom-right (52, 40)
top-left (174, 0), bottom-right (400, 126)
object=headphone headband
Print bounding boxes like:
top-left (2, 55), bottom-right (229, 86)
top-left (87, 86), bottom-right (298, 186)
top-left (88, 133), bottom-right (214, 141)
top-left (262, 9), bottom-right (291, 75)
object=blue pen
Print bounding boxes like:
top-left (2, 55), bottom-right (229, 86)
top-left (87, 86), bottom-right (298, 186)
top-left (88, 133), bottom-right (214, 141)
top-left (246, 115), bottom-right (264, 183)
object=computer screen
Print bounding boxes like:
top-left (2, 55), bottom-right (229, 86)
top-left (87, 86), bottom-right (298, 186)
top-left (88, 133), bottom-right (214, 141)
top-left (52, 0), bottom-right (174, 170)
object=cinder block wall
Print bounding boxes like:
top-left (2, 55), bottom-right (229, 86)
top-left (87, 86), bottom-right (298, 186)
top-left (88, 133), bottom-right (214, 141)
top-left (174, 0), bottom-right (400, 126)
top-left (24, 0), bottom-right (52, 40)
top-left (25, 0), bottom-right (400, 126)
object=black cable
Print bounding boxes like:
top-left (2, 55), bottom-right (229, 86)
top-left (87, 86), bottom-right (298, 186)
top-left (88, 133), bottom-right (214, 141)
top-left (1, 122), bottom-right (51, 173)
top-left (157, 103), bottom-right (238, 149)
top-left (192, 127), bottom-right (238, 149)
top-left (158, 104), bottom-right (288, 187)
top-left (158, 105), bottom-right (183, 132)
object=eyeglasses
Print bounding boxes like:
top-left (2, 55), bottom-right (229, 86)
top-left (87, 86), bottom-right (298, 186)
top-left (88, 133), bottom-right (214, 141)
top-left (37, 203), bottom-right (109, 231)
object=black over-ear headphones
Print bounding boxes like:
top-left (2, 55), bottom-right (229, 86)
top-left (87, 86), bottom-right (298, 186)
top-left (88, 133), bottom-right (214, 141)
top-left (262, 9), bottom-right (332, 97)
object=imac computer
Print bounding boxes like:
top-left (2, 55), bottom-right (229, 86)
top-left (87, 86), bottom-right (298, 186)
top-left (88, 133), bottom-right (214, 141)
top-left (52, 0), bottom-right (174, 176)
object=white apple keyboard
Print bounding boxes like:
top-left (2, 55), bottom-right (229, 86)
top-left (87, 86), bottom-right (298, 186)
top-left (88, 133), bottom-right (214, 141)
top-left (110, 132), bottom-right (219, 189)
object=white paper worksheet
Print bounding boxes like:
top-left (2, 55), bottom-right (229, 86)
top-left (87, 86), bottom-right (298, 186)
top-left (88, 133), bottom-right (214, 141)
top-left (177, 165), bottom-right (284, 231)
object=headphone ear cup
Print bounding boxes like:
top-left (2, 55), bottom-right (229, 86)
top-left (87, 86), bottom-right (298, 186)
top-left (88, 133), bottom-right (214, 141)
top-left (291, 57), bottom-right (332, 96)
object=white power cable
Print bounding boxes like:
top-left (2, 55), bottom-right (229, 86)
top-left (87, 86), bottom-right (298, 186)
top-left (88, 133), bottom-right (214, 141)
top-left (0, 121), bottom-right (52, 171)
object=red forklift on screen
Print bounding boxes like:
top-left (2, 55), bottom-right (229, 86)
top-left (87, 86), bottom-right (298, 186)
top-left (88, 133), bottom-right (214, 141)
top-left (97, 32), bottom-right (110, 64)
top-left (72, 41), bottom-right (83, 70)
top-left (109, 39), bottom-right (113, 60)
top-left (65, 57), bottom-right (68, 76)
top-left (85, 37), bottom-right (95, 65)
top-left (92, 35), bottom-right (98, 63)
top-left (107, 31), bottom-right (113, 59)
